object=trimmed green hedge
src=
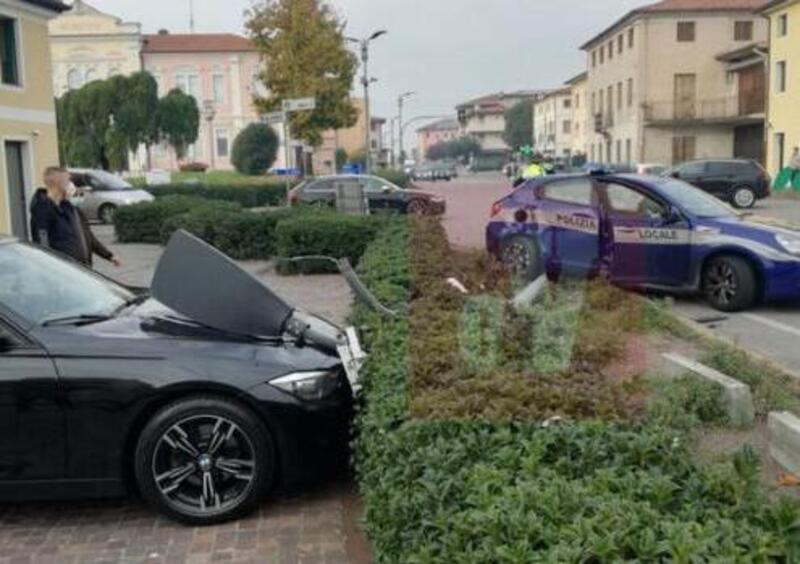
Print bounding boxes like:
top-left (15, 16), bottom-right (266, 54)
top-left (274, 213), bottom-right (387, 273)
top-left (114, 196), bottom-right (240, 244)
top-left (353, 220), bottom-right (800, 562)
top-left (147, 182), bottom-right (290, 208)
top-left (374, 168), bottom-right (410, 189)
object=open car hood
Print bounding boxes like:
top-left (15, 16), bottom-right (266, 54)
top-left (152, 230), bottom-right (293, 337)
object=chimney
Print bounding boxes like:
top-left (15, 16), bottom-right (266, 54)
top-left (158, 29), bottom-right (169, 35)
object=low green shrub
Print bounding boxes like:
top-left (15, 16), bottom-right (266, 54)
top-left (352, 218), bottom-right (800, 562)
top-left (374, 168), bottom-right (410, 188)
top-left (114, 196), bottom-right (239, 244)
top-left (646, 374), bottom-right (728, 431)
top-left (147, 182), bottom-right (289, 208)
top-left (274, 212), bottom-right (387, 274)
top-left (160, 207), bottom-right (295, 260)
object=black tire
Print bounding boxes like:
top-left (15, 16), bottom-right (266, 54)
top-left (99, 204), bottom-right (117, 224)
top-left (702, 255), bottom-right (758, 312)
top-left (730, 186), bottom-right (756, 209)
top-left (134, 396), bottom-right (275, 525)
top-left (407, 199), bottom-right (429, 216)
top-left (500, 235), bottom-right (543, 282)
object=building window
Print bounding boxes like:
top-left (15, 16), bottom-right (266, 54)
top-left (563, 120), bottom-right (571, 134)
top-left (213, 74), bottom-right (225, 104)
top-left (734, 21), bottom-right (753, 41)
top-left (175, 70), bottom-right (200, 99)
top-left (591, 92), bottom-right (596, 114)
top-left (626, 139), bottom-right (632, 163)
top-left (592, 51), bottom-right (596, 67)
top-left (608, 41), bottom-right (614, 60)
top-left (215, 129), bottom-right (229, 158)
top-left (607, 85), bottom-right (613, 115)
top-left (677, 21), bottom-right (696, 42)
top-left (776, 61), bottom-right (787, 93)
top-left (617, 35), bottom-right (623, 54)
top-left (627, 78), bottom-right (634, 107)
top-left (778, 14), bottom-right (788, 37)
top-left (628, 28), bottom-right (634, 48)
top-left (84, 68), bottom-right (97, 83)
top-left (617, 82), bottom-right (623, 110)
top-left (599, 47), bottom-right (604, 64)
top-left (0, 16), bottom-right (20, 86)
top-left (599, 89), bottom-right (604, 114)
top-left (67, 68), bottom-right (83, 90)
top-left (616, 140), bottom-right (622, 163)
top-left (563, 98), bottom-right (572, 109)
top-left (672, 136), bottom-right (696, 163)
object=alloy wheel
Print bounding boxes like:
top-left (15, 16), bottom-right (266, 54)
top-left (706, 262), bottom-right (738, 307)
top-left (407, 199), bottom-right (428, 216)
top-left (503, 241), bottom-right (531, 277)
top-left (152, 415), bottom-right (257, 516)
top-left (733, 188), bottom-right (755, 209)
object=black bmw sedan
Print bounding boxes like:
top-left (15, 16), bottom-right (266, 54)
top-left (0, 231), bottom-right (364, 525)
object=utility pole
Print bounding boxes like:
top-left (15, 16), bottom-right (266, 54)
top-left (189, 0), bottom-right (195, 33)
top-left (347, 30), bottom-right (387, 176)
top-left (397, 91), bottom-right (415, 166)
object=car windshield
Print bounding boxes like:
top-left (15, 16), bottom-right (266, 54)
top-left (0, 243), bottom-right (134, 325)
top-left (653, 179), bottom-right (736, 219)
top-left (91, 170), bottom-right (133, 190)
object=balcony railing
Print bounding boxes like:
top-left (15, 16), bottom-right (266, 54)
top-left (642, 96), bottom-right (764, 125)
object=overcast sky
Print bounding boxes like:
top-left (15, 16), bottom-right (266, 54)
top-left (85, 0), bottom-right (646, 124)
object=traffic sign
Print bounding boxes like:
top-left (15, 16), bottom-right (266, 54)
top-left (263, 111), bottom-right (284, 125)
top-left (282, 97), bottom-right (316, 113)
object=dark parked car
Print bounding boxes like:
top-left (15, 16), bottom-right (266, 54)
top-left (288, 174), bottom-right (446, 215)
top-left (0, 231), bottom-right (364, 524)
top-left (663, 159), bottom-right (770, 209)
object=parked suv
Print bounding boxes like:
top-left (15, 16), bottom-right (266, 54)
top-left (663, 159), bottom-right (770, 209)
top-left (69, 169), bottom-right (154, 224)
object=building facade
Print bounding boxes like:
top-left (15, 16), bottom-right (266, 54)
top-left (416, 117), bottom-right (459, 161)
top-left (1, 0), bottom-right (66, 238)
top-left (311, 98), bottom-right (386, 175)
top-left (582, 0), bottom-right (768, 167)
top-left (533, 87), bottom-right (573, 159)
top-left (456, 91), bottom-right (549, 153)
top-left (567, 72), bottom-right (589, 159)
top-left (761, 0), bottom-right (800, 173)
top-left (141, 32), bottom-right (263, 171)
top-left (48, 0), bottom-right (141, 96)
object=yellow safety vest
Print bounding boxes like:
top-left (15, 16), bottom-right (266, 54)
top-left (522, 164), bottom-right (545, 179)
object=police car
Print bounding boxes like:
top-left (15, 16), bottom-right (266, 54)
top-left (486, 173), bottom-right (800, 312)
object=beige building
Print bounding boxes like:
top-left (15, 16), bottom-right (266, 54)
top-left (456, 90), bottom-right (549, 153)
top-left (1, 0), bottom-right (66, 238)
top-left (582, 0), bottom-right (768, 166)
top-left (416, 117), bottom-right (459, 161)
top-left (761, 0), bottom-right (800, 174)
top-left (567, 72), bottom-right (589, 159)
top-left (48, 0), bottom-right (141, 96)
top-left (312, 98), bottom-right (386, 175)
top-left (533, 87), bottom-right (573, 159)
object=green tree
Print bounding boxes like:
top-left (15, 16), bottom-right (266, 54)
top-left (503, 100), bottom-right (533, 150)
top-left (231, 123), bottom-right (280, 175)
top-left (110, 72), bottom-right (159, 157)
top-left (426, 136), bottom-right (481, 161)
top-left (246, 0), bottom-right (358, 146)
top-left (157, 88), bottom-right (200, 161)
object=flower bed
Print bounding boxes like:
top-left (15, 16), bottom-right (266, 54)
top-left (353, 217), bottom-right (800, 562)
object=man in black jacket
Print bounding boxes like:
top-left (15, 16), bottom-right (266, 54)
top-left (30, 166), bottom-right (120, 269)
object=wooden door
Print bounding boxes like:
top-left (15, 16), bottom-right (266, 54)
top-left (674, 74), bottom-right (696, 119)
top-left (738, 66), bottom-right (765, 116)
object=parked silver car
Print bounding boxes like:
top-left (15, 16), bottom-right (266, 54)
top-left (68, 169), bottom-right (154, 224)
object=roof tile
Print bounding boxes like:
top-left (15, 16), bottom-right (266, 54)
top-left (142, 33), bottom-right (257, 54)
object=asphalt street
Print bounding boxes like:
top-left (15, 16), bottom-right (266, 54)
top-left (420, 172), bottom-right (800, 375)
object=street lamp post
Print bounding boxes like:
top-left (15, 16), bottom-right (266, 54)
top-left (397, 91), bottom-right (415, 166)
top-left (346, 30), bottom-right (387, 176)
top-left (202, 99), bottom-right (216, 170)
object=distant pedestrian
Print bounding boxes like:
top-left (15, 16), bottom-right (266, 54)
top-left (30, 166), bottom-right (120, 269)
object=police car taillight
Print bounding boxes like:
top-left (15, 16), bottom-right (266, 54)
top-left (490, 201), bottom-right (503, 218)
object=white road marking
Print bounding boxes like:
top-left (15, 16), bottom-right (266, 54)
top-left (742, 313), bottom-right (800, 338)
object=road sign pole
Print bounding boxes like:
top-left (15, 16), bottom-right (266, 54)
top-left (283, 112), bottom-right (290, 205)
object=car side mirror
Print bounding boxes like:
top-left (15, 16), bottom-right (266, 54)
top-left (662, 207), bottom-right (683, 226)
top-left (382, 185), bottom-right (393, 194)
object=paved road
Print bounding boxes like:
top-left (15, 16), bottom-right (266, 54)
top-left (420, 172), bottom-right (800, 375)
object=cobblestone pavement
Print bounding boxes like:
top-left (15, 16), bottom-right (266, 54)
top-left (0, 227), bottom-right (371, 564)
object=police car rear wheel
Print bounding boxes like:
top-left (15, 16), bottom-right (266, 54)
top-left (703, 256), bottom-right (757, 312)
top-left (731, 187), bottom-right (756, 209)
top-left (500, 236), bottom-right (542, 282)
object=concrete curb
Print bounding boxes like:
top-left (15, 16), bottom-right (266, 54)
top-left (661, 352), bottom-right (756, 426)
top-left (768, 412), bottom-right (800, 477)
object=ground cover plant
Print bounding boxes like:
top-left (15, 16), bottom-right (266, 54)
top-left (353, 217), bottom-right (800, 562)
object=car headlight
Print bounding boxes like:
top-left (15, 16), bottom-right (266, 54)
top-left (775, 233), bottom-right (800, 255)
top-left (270, 370), bottom-right (342, 401)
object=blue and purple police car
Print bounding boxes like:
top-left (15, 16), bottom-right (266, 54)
top-left (486, 173), bottom-right (800, 312)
